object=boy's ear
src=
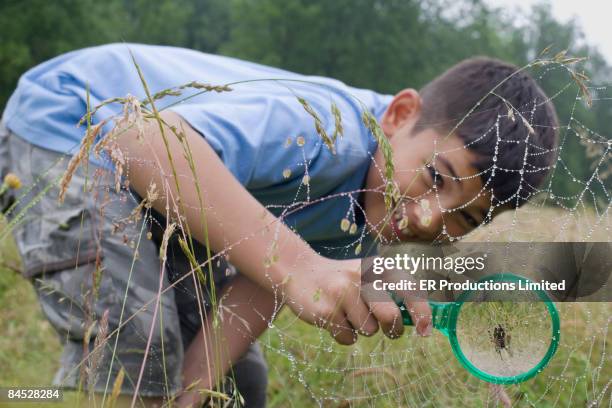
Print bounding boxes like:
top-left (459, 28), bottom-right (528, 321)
top-left (381, 89), bottom-right (422, 137)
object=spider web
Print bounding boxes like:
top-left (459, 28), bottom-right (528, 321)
top-left (2, 54), bottom-right (609, 407)
top-left (105, 61), bottom-right (611, 406)
top-left (238, 62), bottom-right (611, 406)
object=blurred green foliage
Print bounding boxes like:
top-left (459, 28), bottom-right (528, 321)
top-left (0, 0), bottom-right (610, 201)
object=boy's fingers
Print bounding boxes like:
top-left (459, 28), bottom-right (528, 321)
top-left (343, 297), bottom-right (379, 337)
top-left (369, 301), bottom-right (404, 338)
top-left (360, 286), bottom-right (403, 338)
top-left (312, 302), bottom-right (357, 345)
top-left (402, 297), bottom-right (432, 336)
top-left (339, 282), bottom-right (378, 337)
top-left (376, 270), bottom-right (431, 337)
top-left (325, 312), bottom-right (357, 345)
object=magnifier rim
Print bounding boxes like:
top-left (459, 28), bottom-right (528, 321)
top-left (447, 273), bottom-right (560, 385)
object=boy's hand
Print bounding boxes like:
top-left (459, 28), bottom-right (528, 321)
top-left (282, 256), bottom-right (378, 345)
top-left (282, 255), bottom-right (432, 345)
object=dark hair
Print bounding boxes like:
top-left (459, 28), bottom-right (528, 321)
top-left (414, 57), bottom-right (559, 208)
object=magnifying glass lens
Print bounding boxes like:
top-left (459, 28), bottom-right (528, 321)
top-left (455, 288), bottom-right (554, 379)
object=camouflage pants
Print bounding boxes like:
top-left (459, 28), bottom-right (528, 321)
top-left (0, 123), bottom-right (267, 406)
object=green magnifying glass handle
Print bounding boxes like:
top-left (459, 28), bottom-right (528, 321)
top-left (391, 294), bottom-right (454, 337)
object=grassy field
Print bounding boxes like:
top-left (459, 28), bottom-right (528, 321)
top-left (0, 208), bottom-right (610, 407)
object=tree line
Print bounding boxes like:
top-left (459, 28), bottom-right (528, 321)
top-left (1, 0), bottom-right (610, 202)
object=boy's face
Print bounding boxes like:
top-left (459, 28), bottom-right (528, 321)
top-left (364, 89), bottom-right (493, 242)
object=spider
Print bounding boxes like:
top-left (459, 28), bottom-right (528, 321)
top-left (489, 324), bottom-right (513, 359)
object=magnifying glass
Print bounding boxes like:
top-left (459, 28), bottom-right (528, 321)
top-left (394, 273), bottom-right (560, 384)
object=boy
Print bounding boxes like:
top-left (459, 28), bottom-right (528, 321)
top-left (0, 43), bottom-right (558, 407)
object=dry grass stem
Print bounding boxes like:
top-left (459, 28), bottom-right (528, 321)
top-left (87, 309), bottom-right (109, 396)
top-left (159, 222), bottom-right (177, 262)
top-left (142, 81), bottom-right (232, 107)
top-left (59, 120), bottom-right (106, 202)
top-left (107, 367), bottom-right (125, 408)
top-left (350, 367), bottom-right (400, 386)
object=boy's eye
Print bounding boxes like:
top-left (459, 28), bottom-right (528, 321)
top-left (427, 166), bottom-right (444, 188)
top-left (461, 211), bottom-right (479, 229)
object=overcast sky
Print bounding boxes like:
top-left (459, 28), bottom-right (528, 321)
top-left (485, 0), bottom-right (612, 64)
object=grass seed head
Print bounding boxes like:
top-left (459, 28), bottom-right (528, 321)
top-left (361, 110), bottom-right (395, 211)
top-left (3, 173), bottom-right (22, 190)
top-left (159, 222), bottom-right (177, 261)
top-left (331, 101), bottom-right (344, 141)
top-left (145, 182), bottom-right (159, 208)
top-left (297, 97), bottom-right (336, 153)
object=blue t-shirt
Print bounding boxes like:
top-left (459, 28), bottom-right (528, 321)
top-left (3, 43), bottom-right (392, 258)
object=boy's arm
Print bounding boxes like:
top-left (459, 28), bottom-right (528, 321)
top-left (176, 274), bottom-right (275, 407)
top-left (117, 111), bottom-right (378, 344)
